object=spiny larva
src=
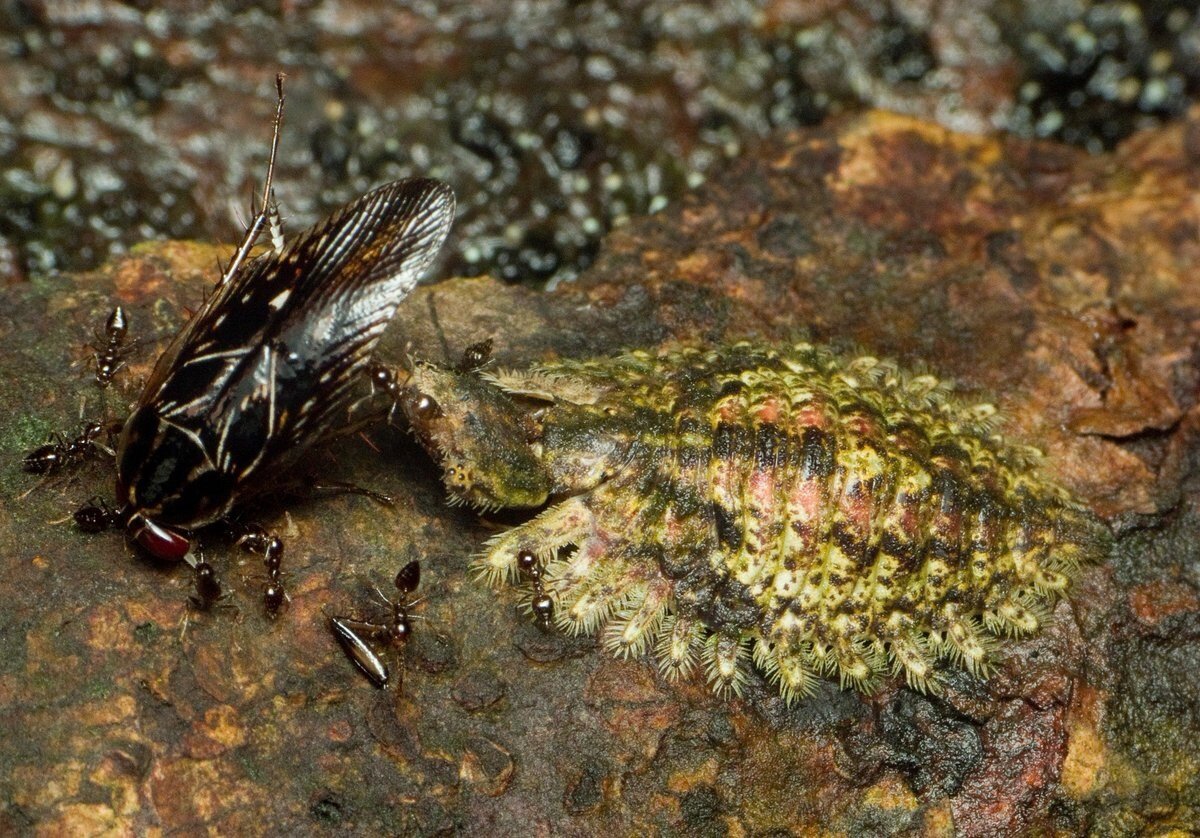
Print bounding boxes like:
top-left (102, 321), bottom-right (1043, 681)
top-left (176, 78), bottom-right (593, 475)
top-left (390, 341), bottom-right (1107, 702)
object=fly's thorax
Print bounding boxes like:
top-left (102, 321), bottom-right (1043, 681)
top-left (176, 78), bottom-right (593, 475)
top-left (116, 404), bottom-right (235, 529)
top-left (400, 363), bottom-right (552, 509)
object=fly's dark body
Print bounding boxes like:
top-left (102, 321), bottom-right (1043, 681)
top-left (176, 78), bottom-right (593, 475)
top-left (329, 560), bottom-right (422, 688)
top-left (111, 76), bottom-right (455, 561)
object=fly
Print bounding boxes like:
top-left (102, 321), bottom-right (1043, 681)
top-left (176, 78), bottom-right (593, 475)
top-left (112, 73), bottom-right (456, 565)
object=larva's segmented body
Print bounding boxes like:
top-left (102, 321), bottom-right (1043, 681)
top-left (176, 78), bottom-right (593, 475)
top-left (396, 341), bottom-right (1107, 701)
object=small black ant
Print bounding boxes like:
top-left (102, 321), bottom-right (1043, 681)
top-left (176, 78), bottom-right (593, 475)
top-left (190, 559), bottom-right (224, 611)
top-left (455, 338), bottom-right (494, 373)
top-left (380, 559), bottom-right (421, 645)
top-left (366, 362), bottom-right (403, 425)
top-left (23, 421), bottom-right (111, 476)
top-left (367, 362), bottom-right (400, 398)
top-left (177, 555), bottom-right (236, 640)
top-left (73, 496), bottom-right (124, 533)
top-left (237, 525), bottom-right (287, 617)
top-left (365, 338), bottom-right (491, 423)
top-left (517, 549), bottom-right (554, 630)
top-left (94, 306), bottom-right (131, 387)
top-left (329, 559), bottom-right (422, 689)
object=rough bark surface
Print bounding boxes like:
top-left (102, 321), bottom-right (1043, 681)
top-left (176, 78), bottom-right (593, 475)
top-left (1, 110), bottom-right (1197, 835)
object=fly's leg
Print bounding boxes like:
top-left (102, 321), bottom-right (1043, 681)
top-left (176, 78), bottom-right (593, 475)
top-left (305, 480), bottom-right (394, 506)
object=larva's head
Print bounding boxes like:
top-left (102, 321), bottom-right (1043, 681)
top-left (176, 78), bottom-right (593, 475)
top-left (399, 363), bottom-right (552, 511)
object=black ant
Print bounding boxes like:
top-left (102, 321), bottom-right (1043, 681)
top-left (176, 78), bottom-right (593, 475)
top-left (73, 496), bottom-right (124, 533)
top-left (190, 559), bottom-right (224, 611)
top-left (23, 421), bottom-right (112, 475)
top-left (93, 306), bottom-right (131, 387)
top-left (329, 560), bottom-right (422, 689)
top-left (367, 363), bottom-right (399, 397)
top-left (455, 338), bottom-right (494, 373)
top-left (517, 549), bottom-right (554, 630)
top-left (366, 338), bottom-right (492, 425)
top-left (237, 525), bottom-right (287, 617)
top-left (177, 555), bottom-right (236, 641)
top-left (365, 362), bottom-right (403, 425)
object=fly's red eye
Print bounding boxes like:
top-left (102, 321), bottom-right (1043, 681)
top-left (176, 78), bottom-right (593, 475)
top-left (129, 516), bottom-right (191, 561)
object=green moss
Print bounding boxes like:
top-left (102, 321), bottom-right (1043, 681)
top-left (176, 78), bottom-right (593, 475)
top-left (84, 680), bottom-right (113, 701)
top-left (3, 413), bottom-right (55, 454)
top-left (133, 622), bottom-right (160, 645)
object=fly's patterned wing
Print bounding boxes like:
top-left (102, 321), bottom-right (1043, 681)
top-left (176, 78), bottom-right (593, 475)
top-left (144, 178), bottom-right (455, 483)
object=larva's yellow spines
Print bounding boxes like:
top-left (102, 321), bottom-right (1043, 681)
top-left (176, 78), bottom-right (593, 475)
top-left (547, 552), bottom-right (641, 637)
top-left (655, 614), bottom-right (703, 681)
top-left (471, 543), bottom-right (521, 587)
top-left (753, 639), bottom-right (818, 705)
top-left (703, 633), bottom-right (752, 697)
top-left (473, 496), bottom-right (594, 587)
top-left (984, 597), bottom-right (1047, 638)
top-left (601, 584), bottom-right (670, 659)
top-left (410, 340), bottom-right (1106, 701)
top-left (831, 639), bottom-right (887, 693)
top-left (887, 632), bottom-right (941, 695)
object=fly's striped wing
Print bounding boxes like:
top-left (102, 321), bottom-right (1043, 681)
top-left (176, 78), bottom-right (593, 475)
top-left (265, 179), bottom-right (455, 448)
top-left (141, 178), bottom-right (455, 482)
